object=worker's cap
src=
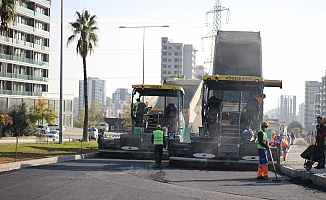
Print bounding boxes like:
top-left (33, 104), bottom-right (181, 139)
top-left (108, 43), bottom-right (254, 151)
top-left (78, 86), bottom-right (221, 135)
top-left (272, 131), bottom-right (275, 135)
top-left (156, 124), bottom-right (161, 129)
top-left (261, 121), bottom-right (269, 127)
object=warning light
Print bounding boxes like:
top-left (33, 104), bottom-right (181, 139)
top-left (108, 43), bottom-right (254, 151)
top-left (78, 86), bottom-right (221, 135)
top-left (141, 84), bottom-right (145, 87)
top-left (214, 74), bottom-right (219, 79)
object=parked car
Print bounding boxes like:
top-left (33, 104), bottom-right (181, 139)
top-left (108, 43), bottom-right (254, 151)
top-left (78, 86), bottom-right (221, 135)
top-left (45, 130), bottom-right (60, 139)
top-left (37, 125), bottom-right (50, 134)
top-left (96, 123), bottom-right (109, 132)
top-left (88, 127), bottom-right (99, 141)
top-left (48, 124), bottom-right (66, 131)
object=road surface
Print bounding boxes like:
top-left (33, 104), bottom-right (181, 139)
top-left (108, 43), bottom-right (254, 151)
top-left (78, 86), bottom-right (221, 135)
top-left (0, 158), bottom-right (325, 200)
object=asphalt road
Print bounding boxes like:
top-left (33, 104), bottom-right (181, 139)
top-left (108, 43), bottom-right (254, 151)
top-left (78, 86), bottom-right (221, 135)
top-left (0, 158), bottom-right (325, 200)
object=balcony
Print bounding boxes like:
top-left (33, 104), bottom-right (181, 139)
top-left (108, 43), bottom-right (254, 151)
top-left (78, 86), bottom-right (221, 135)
top-left (36, 0), bottom-right (51, 6)
top-left (0, 54), bottom-right (49, 67)
top-left (34, 44), bottom-right (50, 51)
top-left (14, 22), bottom-right (34, 32)
top-left (16, 5), bottom-right (34, 16)
top-left (0, 89), bottom-right (42, 96)
top-left (0, 72), bottom-right (48, 82)
top-left (34, 27), bottom-right (50, 37)
top-left (35, 12), bottom-right (50, 22)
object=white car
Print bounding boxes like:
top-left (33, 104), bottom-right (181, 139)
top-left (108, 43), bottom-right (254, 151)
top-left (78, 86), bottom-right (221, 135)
top-left (88, 128), bottom-right (99, 141)
top-left (48, 124), bottom-right (66, 131)
top-left (37, 125), bottom-right (50, 134)
top-left (96, 123), bottom-right (109, 132)
top-left (45, 130), bottom-right (60, 139)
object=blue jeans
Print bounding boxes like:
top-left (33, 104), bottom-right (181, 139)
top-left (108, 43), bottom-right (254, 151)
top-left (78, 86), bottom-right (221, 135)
top-left (257, 149), bottom-right (268, 166)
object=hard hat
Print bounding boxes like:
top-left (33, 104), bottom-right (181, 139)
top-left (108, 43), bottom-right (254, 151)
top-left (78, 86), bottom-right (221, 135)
top-left (272, 131), bottom-right (275, 135)
top-left (261, 121), bottom-right (269, 127)
top-left (156, 124), bottom-right (161, 129)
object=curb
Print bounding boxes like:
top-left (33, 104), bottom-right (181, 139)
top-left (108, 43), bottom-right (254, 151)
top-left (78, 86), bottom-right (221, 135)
top-left (0, 152), bottom-right (99, 173)
top-left (281, 165), bottom-right (326, 188)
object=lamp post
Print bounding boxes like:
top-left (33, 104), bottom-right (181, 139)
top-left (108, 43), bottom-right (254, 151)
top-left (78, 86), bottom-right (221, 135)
top-left (59, 0), bottom-right (64, 143)
top-left (119, 25), bottom-right (169, 84)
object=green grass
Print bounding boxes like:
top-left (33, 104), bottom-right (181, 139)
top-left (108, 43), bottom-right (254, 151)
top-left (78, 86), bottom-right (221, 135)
top-left (0, 142), bottom-right (98, 164)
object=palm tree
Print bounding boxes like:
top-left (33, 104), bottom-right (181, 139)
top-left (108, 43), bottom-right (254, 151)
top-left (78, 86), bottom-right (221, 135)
top-left (67, 10), bottom-right (99, 141)
top-left (0, 0), bottom-right (22, 31)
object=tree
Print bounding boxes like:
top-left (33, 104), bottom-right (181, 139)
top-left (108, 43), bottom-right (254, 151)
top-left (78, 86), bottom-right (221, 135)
top-left (169, 74), bottom-right (185, 79)
top-left (67, 10), bottom-right (99, 142)
top-left (122, 99), bottom-right (132, 128)
top-left (28, 98), bottom-right (58, 125)
top-left (0, 0), bottom-right (22, 31)
top-left (288, 121), bottom-right (303, 134)
top-left (0, 111), bottom-right (13, 138)
top-left (3, 103), bottom-right (37, 137)
top-left (88, 100), bottom-right (104, 127)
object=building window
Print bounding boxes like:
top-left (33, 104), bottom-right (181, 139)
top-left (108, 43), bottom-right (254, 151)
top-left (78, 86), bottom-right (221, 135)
top-left (162, 71), bottom-right (167, 74)
top-left (162, 52), bottom-right (167, 56)
top-left (174, 65), bottom-right (178, 68)
top-left (176, 46), bottom-right (181, 49)
top-left (168, 65), bottom-right (171, 68)
top-left (168, 53), bottom-right (171, 56)
top-left (162, 65), bottom-right (167, 68)
top-left (168, 46), bottom-right (171, 49)
top-left (168, 59), bottom-right (171, 62)
top-left (162, 58), bottom-right (167, 62)
top-left (168, 71), bottom-right (171, 74)
top-left (174, 71), bottom-right (179, 74)
top-left (163, 46), bottom-right (167, 50)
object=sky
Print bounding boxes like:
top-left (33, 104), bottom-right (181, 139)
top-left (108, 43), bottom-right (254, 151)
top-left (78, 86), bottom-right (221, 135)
top-left (48, 0), bottom-right (326, 111)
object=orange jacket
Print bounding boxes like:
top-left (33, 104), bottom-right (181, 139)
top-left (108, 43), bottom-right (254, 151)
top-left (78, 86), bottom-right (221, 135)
top-left (282, 139), bottom-right (289, 148)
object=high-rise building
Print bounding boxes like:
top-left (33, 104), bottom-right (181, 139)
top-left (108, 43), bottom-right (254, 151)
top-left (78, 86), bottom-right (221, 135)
top-left (161, 37), bottom-right (196, 82)
top-left (298, 103), bottom-right (304, 125)
top-left (78, 77), bottom-right (106, 112)
top-left (278, 95), bottom-right (296, 125)
top-left (0, 0), bottom-right (51, 108)
top-left (111, 88), bottom-right (131, 116)
top-left (304, 81), bottom-right (322, 132)
top-left (73, 97), bottom-right (79, 118)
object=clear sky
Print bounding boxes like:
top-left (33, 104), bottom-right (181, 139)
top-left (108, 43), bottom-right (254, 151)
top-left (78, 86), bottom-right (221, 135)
top-left (48, 0), bottom-right (326, 111)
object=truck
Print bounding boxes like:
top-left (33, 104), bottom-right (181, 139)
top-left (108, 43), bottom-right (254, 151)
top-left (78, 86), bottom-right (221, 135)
top-left (168, 31), bottom-right (282, 170)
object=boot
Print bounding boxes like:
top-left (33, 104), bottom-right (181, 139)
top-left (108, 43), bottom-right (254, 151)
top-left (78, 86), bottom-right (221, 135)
top-left (257, 166), bottom-right (263, 179)
top-left (263, 165), bottom-right (269, 179)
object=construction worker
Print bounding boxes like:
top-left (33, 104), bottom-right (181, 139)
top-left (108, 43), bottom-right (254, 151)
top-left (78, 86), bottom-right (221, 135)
top-left (270, 131), bottom-right (276, 146)
top-left (256, 121), bottom-right (269, 180)
top-left (315, 116), bottom-right (325, 169)
top-left (281, 136), bottom-right (289, 161)
top-left (151, 124), bottom-right (166, 167)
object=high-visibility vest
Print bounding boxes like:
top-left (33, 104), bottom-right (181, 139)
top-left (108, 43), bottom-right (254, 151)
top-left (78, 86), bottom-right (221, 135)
top-left (153, 130), bottom-right (164, 145)
top-left (255, 130), bottom-right (267, 149)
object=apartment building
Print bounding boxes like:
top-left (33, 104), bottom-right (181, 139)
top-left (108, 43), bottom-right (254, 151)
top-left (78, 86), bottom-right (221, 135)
top-left (304, 81), bottom-right (322, 132)
top-left (161, 37), bottom-right (196, 82)
top-left (0, 0), bottom-right (51, 108)
top-left (278, 95), bottom-right (296, 125)
top-left (78, 77), bottom-right (106, 112)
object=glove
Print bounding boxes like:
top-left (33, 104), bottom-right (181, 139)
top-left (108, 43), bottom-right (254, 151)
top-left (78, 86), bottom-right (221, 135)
top-left (153, 144), bottom-right (156, 147)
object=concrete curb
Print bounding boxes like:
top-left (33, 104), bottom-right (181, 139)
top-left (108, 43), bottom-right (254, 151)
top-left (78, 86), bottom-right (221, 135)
top-left (0, 153), bottom-right (99, 173)
top-left (281, 165), bottom-right (326, 188)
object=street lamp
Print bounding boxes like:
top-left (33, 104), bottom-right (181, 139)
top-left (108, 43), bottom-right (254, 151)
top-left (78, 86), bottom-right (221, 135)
top-left (119, 25), bottom-right (169, 84)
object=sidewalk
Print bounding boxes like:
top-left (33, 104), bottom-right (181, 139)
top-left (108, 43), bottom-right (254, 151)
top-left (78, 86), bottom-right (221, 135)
top-left (281, 138), bottom-right (326, 187)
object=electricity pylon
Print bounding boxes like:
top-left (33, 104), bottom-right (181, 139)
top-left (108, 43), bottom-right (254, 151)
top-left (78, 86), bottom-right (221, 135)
top-left (201, 0), bottom-right (229, 74)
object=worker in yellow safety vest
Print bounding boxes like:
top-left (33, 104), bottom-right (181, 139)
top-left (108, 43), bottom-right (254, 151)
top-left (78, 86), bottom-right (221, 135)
top-left (151, 124), bottom-right (166, 167)
top-left (255, 121), bottom-right (270, 180)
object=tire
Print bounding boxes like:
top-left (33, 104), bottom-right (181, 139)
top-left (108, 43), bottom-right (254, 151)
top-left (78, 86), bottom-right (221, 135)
top-left (305, 161), bottom-right (313, 171)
